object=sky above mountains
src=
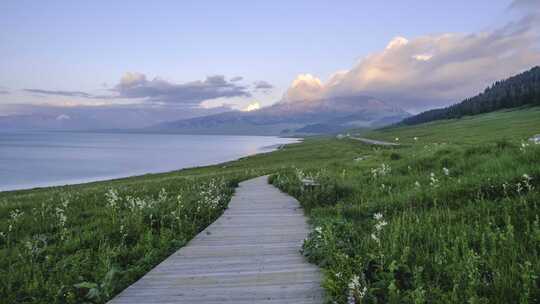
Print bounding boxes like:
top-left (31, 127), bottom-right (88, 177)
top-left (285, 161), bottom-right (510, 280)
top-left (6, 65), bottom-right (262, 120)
top-left (1, 0), bottom-right (539, 124)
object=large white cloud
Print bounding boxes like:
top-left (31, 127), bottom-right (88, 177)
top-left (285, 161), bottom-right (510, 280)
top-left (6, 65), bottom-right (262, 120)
top-left (283, 15), bottom-right (540, 112)
top-left (283, 74), bottom-right (324, 102)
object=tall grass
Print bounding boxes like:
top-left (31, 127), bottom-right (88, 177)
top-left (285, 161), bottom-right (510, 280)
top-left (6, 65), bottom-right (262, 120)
top-left (0, 175), bottom-right (240, 303)
top-left (271, 140), bottom-right (540, 303)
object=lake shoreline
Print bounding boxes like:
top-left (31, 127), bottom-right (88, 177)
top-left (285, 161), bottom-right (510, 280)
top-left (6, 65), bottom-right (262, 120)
top-left (0, 136), bottom-right (302, 193)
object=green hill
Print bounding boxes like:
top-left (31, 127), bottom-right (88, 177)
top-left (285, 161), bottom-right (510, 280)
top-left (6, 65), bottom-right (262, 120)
top-left (402, 66), bottom-right (540, 126)
top-left (364, 106), bottom-right (540, 145)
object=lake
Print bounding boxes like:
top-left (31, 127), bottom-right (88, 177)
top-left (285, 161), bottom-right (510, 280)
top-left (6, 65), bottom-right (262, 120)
top-left (0, 131), bottom-right (298, 191)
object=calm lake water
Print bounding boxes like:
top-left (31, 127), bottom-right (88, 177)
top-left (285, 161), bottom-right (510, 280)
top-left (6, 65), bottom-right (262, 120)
top-left (0, 131), bottom-right (298, 191)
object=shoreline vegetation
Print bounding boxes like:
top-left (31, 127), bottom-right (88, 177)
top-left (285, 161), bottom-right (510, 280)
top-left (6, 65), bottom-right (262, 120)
top-left (1, 107), bottom-right (539, 303)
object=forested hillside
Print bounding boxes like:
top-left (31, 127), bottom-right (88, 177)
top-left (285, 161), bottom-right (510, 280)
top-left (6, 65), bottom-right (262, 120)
top-left (402, 66), bottom-right (540, 125)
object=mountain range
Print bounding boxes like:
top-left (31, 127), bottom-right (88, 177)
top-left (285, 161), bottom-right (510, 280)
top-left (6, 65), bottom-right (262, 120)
top-left (0, 94), bottom-right (409, 135)
top-left (149, 96), bottom-right (410, 136)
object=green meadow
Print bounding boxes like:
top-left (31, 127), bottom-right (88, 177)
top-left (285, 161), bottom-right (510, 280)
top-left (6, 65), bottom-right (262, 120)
top-left (1, 106), bottom-right (539, 303)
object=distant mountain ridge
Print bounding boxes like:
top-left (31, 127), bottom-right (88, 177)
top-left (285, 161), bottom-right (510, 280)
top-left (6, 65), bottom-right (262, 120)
top-left (401, 66), bottom-right (540, 126)
top-left (0, 105), bottom-right (231, 131)
top-left (150, 95), bottom-right (410, 135)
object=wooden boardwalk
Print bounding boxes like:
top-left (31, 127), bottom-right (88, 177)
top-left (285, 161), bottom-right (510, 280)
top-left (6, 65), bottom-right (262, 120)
top-left (109, 175), bottom-right (323, 304)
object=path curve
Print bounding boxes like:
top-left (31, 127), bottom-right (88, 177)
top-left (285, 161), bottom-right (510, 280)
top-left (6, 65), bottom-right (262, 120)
top-left (350, 136), bottom-right (400, 146)
top-left (109, 175), bottom-right (323, 304)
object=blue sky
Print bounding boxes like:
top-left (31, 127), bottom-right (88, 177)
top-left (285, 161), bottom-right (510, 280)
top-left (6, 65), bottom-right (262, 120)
top-left (0, 0), bottom-right (537, 114)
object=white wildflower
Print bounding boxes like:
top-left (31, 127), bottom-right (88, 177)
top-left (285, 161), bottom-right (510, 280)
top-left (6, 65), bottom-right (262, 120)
top-left (158, 188), bottom-right (168, 203)
top-left (520, 141), bottom-right (530, 152)
top-left (371, 212), bottom-right (387, 246)
top-left (375, 220), bottom-right (387, 231)
top-left (120, 224), bottom-right (128, 243)
top-left (7, 209), bottom-right (24, 234)
top-left (523, 174), bottom-right (534, 191)
top-left (371, 163), bottom-right (391, 178)
top-left (430, 172), bottom-right (439, 187)
top-left (443, 167), bottom-right (450, 176)
top-left (502, 182), bottom-right (509, 196)
top-left (295, 167), bottom-right (305, 181)
top-left (105, 188), bottom-right (120, 209)
top-left (347, 275), bottom-right (367, 304)
top-left (9, 209), bottom-right (24, 221)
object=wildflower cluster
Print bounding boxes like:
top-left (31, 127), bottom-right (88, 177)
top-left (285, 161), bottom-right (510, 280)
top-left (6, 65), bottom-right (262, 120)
top-left (199, 178), bottom-right (226, 210)
top-left (371, 163), bottom-right (391, 179)
top-left (9, 209), bottom-right (24, 232)
top-left (301, 223), bottom-right (339, 266)
top-left (55, 199), bottom-right (69, 240)
top-left (443, 167), bottom-right (450, 176)
top-left (516, 174), bottom-right (534, 195)
top-left (170, 193), bottom-right (184, 225)
top-left (311, 226), bottom-right (324, 249)
top-left (522, 174), bottom-right (534, 191)
top-left (429, 172), bottom-right (439, 188)
top-left (125, 195), bottom-right (151, 211)
top-left (295, 167), bottom-right (306, 181)
top-left (1, 209), bottom-right (25, 246)
top-left (347, 274), bottom-right (367, 304)
top-left (371, 212), bottom-right (387, 245)
top-left (105, 188), bottom-right (120, 210)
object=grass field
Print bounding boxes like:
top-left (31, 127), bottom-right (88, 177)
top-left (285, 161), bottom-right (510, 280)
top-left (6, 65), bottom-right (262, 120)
top-left (1, 107), bottom-right (539, 303)
top-left (362, 106), bottom-right (540, 145)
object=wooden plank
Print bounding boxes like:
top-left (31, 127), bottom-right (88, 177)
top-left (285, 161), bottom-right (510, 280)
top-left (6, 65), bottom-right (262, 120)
top-left (108, 175), bottom-right (323, 304)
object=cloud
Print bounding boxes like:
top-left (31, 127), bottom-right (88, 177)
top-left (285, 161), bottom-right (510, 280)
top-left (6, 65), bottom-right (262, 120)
top-left (283, 16), bottom-right (540, 112)
top-left (253, 80), bottom-right (273, 89)
top-left (24, 89), bottom-right (97, 98)
top-left (283, 74), bottom-right (324, 102)
top-left (22, 73), bottom-right (253, 106)
top-left (509, 0), bottom-right (540, 11)
top-left (113, 72), bottom-right (251, 104)
top-left (0, 90), bottom-right (9, 95)
top-left (230, 76), bottom-right (243, 82)
top-left (253, 80), bottom-right (274, 94)
top-left (242, 101), bottom-right (261, 112)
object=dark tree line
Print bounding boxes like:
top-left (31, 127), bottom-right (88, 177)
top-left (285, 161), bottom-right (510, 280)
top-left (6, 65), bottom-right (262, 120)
top-left (401, 66), bottom-right (540, 126)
